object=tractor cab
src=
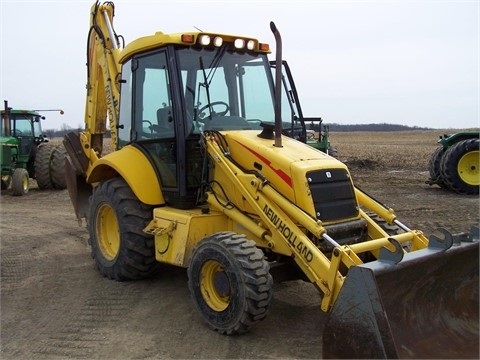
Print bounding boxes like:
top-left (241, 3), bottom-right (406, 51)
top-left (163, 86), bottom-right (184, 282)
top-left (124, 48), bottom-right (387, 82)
top-left (114, 33), bottom-right (314, 208)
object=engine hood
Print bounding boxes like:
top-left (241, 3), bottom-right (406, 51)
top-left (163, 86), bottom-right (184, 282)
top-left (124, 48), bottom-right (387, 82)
top-left (224, 130), bottom-right (350, 208)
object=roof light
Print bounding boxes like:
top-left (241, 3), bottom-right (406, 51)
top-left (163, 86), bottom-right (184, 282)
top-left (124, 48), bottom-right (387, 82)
top-left (181, 34), bottom-right (195, 44)
top-left (259, 42), bottom-right (270, 51)
top-left (199, 34), bottom-right (211, 46)
top-left (246, 40), bottom-right (255, 50)
top-left (234, 38), bottom-right (245, 49)
top-left (213, 36), bottom-right (223, 47)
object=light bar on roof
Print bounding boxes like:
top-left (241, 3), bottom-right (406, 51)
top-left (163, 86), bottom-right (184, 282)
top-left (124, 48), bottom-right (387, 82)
top-left (213, 36), bottom-right (223, 47)
top-left (234, 38), bottom-right (245, 49)
top-left (199, 34), bottom-right (211, 46)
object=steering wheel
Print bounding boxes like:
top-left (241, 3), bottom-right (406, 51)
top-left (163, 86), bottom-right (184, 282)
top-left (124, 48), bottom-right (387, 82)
top-left (198, 101), bottom-right (230, 117)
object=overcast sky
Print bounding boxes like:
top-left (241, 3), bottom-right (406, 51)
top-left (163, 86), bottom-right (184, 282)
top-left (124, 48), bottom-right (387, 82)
top-left (1, 0), bottom-right (478, 130)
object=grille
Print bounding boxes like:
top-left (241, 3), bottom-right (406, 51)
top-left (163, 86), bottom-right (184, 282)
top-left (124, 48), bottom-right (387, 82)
top-left (307, 169), bottom-right (358, 221)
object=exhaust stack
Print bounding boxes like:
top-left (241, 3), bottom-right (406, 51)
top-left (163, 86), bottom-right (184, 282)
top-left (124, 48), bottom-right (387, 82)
top-left (270, 21), bottom-right (283, 148)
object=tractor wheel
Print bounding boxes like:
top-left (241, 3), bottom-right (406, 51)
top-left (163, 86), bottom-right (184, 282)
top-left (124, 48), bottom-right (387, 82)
top-left (34, 144), bottom-right (55, 189)
top-left (88, 177), bottom-right (159, 280)
top-left (441, 139), bottom-right (479, 195)
top-left (12, 168), bottom-right (29, 196)
top-left (188, 232), bottom-right (273, 335)
top-left (51, 145), bottom-right (67, 189)
top-left (428, 146), bottom-right (448, 189)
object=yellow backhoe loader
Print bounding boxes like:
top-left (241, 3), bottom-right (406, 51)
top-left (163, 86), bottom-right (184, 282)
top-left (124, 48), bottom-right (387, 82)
top-left (64, 2), bottom-right (479, 358)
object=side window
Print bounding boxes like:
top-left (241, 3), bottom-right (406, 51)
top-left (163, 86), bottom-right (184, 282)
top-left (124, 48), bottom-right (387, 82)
top-left (241, 61), bottom-right (274, 122)
top-left (134, 51), bottom-right (173, 140)
top-left (14, 117), bottom-right (34, 136)
top-left (118, 59), bottom-right (133, 148)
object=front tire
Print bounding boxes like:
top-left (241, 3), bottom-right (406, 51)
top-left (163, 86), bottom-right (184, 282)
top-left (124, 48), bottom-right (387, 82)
top-left (441, 139), bottom-right (479, 195)
top-left (89, 177), bottom-right (158, 280)
top-left (188, 232), bottom-right (273, 335)
top-left (12, 168), bottom-right (29, 196)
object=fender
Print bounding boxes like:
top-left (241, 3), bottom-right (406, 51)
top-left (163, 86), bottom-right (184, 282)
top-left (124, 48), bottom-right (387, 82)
top-left (87, 145), bottom-right (165, 205)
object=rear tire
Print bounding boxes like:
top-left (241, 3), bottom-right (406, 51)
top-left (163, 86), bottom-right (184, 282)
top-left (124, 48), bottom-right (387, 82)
top-left (88, 177), bottom-right (158, 280)
top-left (188, 232), bottom-right (273, 335)
top-left (441, 139), bottom-right (479, 195)
top-left (35, 144), bottom-right (55, 189)
top-left (428, 146), bottom-right (448, 188)
top-left (51, 145), bottom-right (67, 189)
top-left (12, 168), bottom-right (29, 196)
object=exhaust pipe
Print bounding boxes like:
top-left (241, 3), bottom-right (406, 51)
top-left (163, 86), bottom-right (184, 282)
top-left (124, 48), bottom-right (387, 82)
top-left (270, 21), bottom-right (283, 148)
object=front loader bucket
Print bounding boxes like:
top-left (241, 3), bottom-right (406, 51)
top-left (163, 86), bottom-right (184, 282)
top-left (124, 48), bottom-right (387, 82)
top-left (323, 241), bottom-right (479, 359)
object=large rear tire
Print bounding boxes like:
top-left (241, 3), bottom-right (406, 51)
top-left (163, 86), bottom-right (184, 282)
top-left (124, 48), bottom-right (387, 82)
top-left (51, 145), bottom-right (67, 189)
top-left (441, 139), bottom-right (479, 195)
top-left (88, 177), bottom-right (159, 280)
top-left (34, 144), bottom-right (55, 189)
top-left (428, 146), bottom-right (448, 188)
top-left (12, 168), bottom-right (29, 196)
top-left (187, 232), bottom-right (273, 335)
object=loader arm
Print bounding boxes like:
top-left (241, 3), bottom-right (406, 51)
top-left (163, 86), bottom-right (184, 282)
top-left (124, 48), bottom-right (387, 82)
top-left (201, 131), bottom-right (435, 311)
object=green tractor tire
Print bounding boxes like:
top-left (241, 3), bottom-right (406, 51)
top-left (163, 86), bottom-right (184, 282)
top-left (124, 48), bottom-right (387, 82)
top-left (12, 168), bottom-right (29, 196)
top-left (34, 144), bottom-right (56, 189)
top-left (51, 145), bottom-right (67, 189)
top-left (428, 146), bottom-right (448, 189)
top-left (441, 139), bottom-right (479, 195)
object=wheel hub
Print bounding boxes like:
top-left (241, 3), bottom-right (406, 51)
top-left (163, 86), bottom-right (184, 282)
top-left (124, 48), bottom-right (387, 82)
top-left (458, 150), bottom-right (479, 185)
top-left (200, 260), bottom-right (231, 311)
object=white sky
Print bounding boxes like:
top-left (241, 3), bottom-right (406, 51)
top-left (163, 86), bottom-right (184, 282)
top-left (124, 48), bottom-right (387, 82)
top-left (1, 0), bottom-right (478, 130)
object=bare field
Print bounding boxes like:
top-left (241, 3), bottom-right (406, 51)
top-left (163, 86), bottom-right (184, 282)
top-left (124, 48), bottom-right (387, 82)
top-left (331, 130), bottom-right (447, 170)
top-left (1, 130), bottom-right (479, 359)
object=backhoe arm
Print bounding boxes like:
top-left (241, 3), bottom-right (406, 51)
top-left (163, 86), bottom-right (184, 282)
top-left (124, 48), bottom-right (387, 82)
top-left (63, 1), bottom-right (123, 220)
top-left (84, 0), bottom-right (121, 160)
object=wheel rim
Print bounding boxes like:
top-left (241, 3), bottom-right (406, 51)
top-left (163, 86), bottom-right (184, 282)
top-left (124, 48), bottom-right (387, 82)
top-left (96, 203), bottom-right (120, 260)
top-left (457, 150), bottom-right (479, 185)
top-left (22, 173), bottom-right (29, 192)
top-left (200, 260), bottom-right (231, 311)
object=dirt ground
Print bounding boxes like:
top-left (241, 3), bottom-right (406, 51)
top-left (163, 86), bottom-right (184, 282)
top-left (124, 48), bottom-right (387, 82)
top-left (1, 131), bottom-right (478, 359)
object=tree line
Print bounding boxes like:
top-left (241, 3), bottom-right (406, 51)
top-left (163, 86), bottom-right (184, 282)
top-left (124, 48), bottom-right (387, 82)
top-left (44, 122), bottom-right (430, 139)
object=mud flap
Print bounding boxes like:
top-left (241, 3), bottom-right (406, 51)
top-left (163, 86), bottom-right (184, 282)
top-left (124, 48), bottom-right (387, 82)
top-left (323, 241), bottom-right (479, 359)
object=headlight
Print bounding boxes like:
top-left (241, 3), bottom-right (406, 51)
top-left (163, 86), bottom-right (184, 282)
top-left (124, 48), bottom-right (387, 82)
top-left (199, 34), bottom-right (211, 46)
top-left (213, 36), bottom-right (223, 47)
top-left (234, 38), bottom-right (245, 49)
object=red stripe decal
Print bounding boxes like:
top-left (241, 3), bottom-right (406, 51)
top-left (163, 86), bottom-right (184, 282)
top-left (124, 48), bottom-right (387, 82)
top-left (235, 141), bottom-right (292, 187)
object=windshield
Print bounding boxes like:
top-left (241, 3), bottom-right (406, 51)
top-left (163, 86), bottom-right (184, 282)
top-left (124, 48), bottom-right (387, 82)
top-left (0, 114), bottom-right (35, 137)
top-left (177, 47), bottom-right (276, 133)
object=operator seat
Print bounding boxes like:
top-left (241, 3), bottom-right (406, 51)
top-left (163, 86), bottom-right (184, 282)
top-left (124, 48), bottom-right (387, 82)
top-left (154, 107), bottom-right (175, 138)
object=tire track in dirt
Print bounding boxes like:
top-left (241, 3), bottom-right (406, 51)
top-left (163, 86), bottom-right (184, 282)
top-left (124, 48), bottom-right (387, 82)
top-left (32, 282), bottom-right (144, 359)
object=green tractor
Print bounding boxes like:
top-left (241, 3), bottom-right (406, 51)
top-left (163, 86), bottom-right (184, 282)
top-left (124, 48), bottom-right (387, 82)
top-left (427, 131), bottom-right (479, 195)
top-left (1, 101), bottom-right (67, 196)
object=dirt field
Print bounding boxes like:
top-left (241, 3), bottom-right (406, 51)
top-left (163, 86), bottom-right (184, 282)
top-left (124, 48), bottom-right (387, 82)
top-left (1, 130), bottom-right (478, 359)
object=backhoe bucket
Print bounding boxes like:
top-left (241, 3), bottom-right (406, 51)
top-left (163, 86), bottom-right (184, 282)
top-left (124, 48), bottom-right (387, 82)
top-left (323, 241), bottom-right (479, 359)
